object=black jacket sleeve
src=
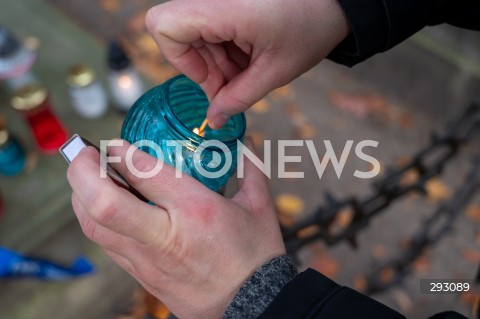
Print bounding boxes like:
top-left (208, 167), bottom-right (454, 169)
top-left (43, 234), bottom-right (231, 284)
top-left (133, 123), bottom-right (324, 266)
top-left (258, 269), bottom-right (468, 319)
top-left (328, 0), bottom-right (480, 66)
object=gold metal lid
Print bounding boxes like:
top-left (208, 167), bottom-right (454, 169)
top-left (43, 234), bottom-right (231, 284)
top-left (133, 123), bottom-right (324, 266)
top-left (11, 85), bottom-right (48, 111)
top-left (0, 116), bottom-right (9, 147)
top-left (11, 85), bottom-right (48, 112)
top-left (67, 64), bottom-right (96, 88)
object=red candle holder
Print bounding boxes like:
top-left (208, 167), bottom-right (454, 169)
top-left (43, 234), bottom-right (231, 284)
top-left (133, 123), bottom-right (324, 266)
top-left (11, 85), bottom-right (68, 153)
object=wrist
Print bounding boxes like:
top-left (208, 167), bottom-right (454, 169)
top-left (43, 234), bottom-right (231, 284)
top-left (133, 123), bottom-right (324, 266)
top-left (223, 255), bottom-right (298, 319)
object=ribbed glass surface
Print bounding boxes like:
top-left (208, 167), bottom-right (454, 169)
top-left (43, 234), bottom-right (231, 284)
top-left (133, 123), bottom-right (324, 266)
top-left (121, 75), bottom-right (246, 191)
top-left (0, 136), bottom-right (26, 176)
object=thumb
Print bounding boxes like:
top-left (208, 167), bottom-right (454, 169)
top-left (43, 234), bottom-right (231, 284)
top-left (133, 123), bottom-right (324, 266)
top-left (207, 55), bottom-right (281, 129)
top-left (234, 137), bottom-right (272, 212)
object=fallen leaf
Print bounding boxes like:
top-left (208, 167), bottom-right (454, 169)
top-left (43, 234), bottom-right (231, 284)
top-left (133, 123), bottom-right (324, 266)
top-left (397, 113), bottom-right (414, 129)
top-left (399, 169), bottom-right (419, 187)
top-left (395, 156), bottom-right (412, 168)
top-left (100, 0), bottom-right (120, 13)
top-left (466, 204), bottom-right (480, 221)
top-left (145, 293), bottom-right (171, 319)
top-left (379, 267), bottom-right (396, 285)
top-left (459, 292), bottom-right (479, 313)
top-left (277, 215), bottom-right (296, 227)
top-left (391, 288), bottom-right (414, 312)
top-left (135, 33), bottom-right (159, 54)
top-left (399, 238), bottom-right (412, 251)
top-left (354, 274), bottom-right (368, 292)
top-left (251, 99), bottom-right (270, 114)
top-left (297, 225), bottom-right (320, 239)
top-left (127, 12), bottom-right (148, 33)
top-left (294, 123), bottom-right (316, 139)
top-left (371, 244), bottom-right (387, 260)
top-left (412, 254), bottom-right (431, 274)
top-left (328, 92), bottom-right (388, 119)
top-left (309, 253), bottom-right (340, 278)
top-left (248, 131), bottom-right (265, 147)
top-left (284, 103), bottom-right (302, 117)
top-left (328, 207), bottom-right (354, 236)
top-left (275, 194), bottom-right (305, 217)
top-left (426, 179), bottom-right (452, 203)
top-left (301, 70), bottom-right (315, 79)
top-left (271, 85), bottom-right (295, 101)
top-left (463, 249), bottom-right (480, 264)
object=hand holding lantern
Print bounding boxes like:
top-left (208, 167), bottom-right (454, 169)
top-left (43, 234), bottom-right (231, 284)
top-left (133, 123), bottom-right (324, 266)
top-left (145, 0), bottom-right (350, 128)
top-left (67, 139), bottom-right (285, 319)
top-left (121, 75), bottom-right (245, 191)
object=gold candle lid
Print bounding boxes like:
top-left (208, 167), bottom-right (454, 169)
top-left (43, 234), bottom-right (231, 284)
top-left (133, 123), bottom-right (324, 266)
top-left (0, 116), bottom-right (9, 147)
top-left (67, 64), bottom-right (96, 88)
top-left (11, 85), bottom-right (48, 112)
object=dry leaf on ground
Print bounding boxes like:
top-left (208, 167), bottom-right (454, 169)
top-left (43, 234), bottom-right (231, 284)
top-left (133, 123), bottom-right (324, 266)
top-left (278, 215), bottom-right (296, 227)
top-left (399, 169), bottom-right (419, 187)
top-left (251, 99), bottom-right (270, 114)
top-left (379, 267), bottom-right (396, 284)
top-left (459, 292), bottom-right (480, 314)
top-left (329, 92), bottom-right (388, 119)
top-left (100, 0), bottom-right (119, 12)
top-left (145, 293), bottom-right (171, 319)
top-left (354, 274), bottom-right (368, 292)
top-left (309, 253), bottom-right (340, 278)
top-left (462, 249), bottom-right (480, 264)
top-left (294, 123), bottom-right (316, 139)
top-left (395, 156), bottom-right (412, 168)
top-left (297, 225), bottom-right (320, 239)
top-left (371, 244), bottom-right (387, 260)
top-left (248, 131), bottom-right (265, 147)
top-left (127, 12), bottom-right (148, 33)
top-left (391, 288), bottom-right (414, 312)
top-left (328, 207), bottom-right (354, 236)
top-left (466, 204), bottom-right (480, 221)
top-left (412, 254), bottom-right (431, 274)
top-left (271, 85), bottom-right (295, 101)
top-left (275, 194), bottom-right (305, 217)
top-left (425, 179), bottom-right (452, 203)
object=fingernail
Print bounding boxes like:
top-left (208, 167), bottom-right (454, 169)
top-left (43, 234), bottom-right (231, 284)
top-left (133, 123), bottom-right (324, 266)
top-left (211, 113), bottom-right (229, 129)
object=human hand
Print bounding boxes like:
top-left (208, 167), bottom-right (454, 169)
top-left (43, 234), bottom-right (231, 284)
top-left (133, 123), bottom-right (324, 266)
top-left (146, 0), bottom-right (350, 129)
top-left (67, 139), bottom-right (285, 319)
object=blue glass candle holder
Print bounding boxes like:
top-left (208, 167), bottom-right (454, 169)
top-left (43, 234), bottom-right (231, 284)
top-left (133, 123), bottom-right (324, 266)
top-left (121, 75), bottom-right (246, 191)
top-left (0, 130), bottom-right (26, 176)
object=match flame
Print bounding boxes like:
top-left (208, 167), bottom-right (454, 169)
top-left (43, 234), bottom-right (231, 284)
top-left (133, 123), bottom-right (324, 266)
top-left (193, 119), bottom-right (208, 137)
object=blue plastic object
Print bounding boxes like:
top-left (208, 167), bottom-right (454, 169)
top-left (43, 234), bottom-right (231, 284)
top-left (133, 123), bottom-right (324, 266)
top-left (121, 75), bottom-right (246, 191)
top-left (0, 246), bottom-right (94, 280)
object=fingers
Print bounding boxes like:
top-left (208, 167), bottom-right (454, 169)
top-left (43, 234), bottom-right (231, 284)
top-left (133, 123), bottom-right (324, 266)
top-left (146, 2), bottom-right (279, 130)
top-left (72, 193), bottom-right (137, 256)
top-left (106, 140), bottom-right (206, 207)
top-left (146, 3), bottom-right (210, 84)
top-left (67, 147), bottom-right (170, 245)
top-left (234, 137), bottom-right (272, 214)
top-left (207, 54), bottom-right (281, 129)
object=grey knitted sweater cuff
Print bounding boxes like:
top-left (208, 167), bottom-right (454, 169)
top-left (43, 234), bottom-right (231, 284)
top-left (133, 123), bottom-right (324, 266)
top-left (223, 256), bottom-right (298, 319)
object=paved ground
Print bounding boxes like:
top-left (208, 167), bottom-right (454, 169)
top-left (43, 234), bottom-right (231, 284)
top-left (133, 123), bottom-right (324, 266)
top-left (1, 0), bottom-right (479, 318)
